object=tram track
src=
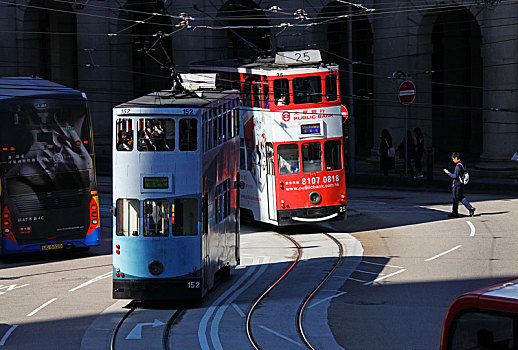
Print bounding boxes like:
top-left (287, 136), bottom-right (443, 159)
top-left (246, 232), bottom-right (344, 350)
top-left (110, 303), bottom-right (183, 350)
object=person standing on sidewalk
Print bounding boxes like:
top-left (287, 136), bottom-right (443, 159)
top-left (378, 129), bottom-right (395, 176)
top-left (413, 127), bottom-right (425, 178)
top-left (443, 152), bottom-right (475, 217)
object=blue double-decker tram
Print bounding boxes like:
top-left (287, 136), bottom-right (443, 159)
top-left (112, 84), bottom-right (240, 300)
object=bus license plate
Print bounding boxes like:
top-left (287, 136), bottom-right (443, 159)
top-left (41, 243), bottom-right (63, 251)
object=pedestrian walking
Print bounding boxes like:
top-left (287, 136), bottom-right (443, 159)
top-left (443, 152), bottom-right (475, 217)
top-left (378, 129), bottom-right (395, 176)
top-left (413, 127), bottom-right (425, 178)
top-left (396, 130), bottom-right (415, 177)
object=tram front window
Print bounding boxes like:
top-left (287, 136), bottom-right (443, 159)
top-left (137, 118), bottom-right (174, 151)
top-left (324, 139), bottom-right (342, 171)
top-left (278, 144), bottom-right (300, 175)
top-left (302, 142), bottom-right (322, 173)
top-left (179, 118), bottom-right (197, 151)
top-left (293, 76), bottom-right (322, 104)
top-left (325, 75), bottom-right (338, 101)
top-left (143, 200), bottom-right (169, 236)
top-left (116, 199), bottom-right (140, 236)
top-left (273, 79), bottom-right (290, 105)
top-left (116, 119), bottom-right (133, 151)
top-left (172, 198), bottom-right (198, 236)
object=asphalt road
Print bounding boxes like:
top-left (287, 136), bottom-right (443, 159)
top-left (0, 188), bottom-right (516, 349)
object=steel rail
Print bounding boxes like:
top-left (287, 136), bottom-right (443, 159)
top-left (246, 233), bottom-right (303, 350)
top-left (110, 306), bottom-right (136, 350)
top-left (163, 309), bottom-right (183, 350)
top-left (297, 233), bottom-right (344, 350)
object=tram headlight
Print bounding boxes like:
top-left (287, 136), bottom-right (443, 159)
top-left (309, 191), bottom-right (322, 204)
top-left (149, 260), bottom-right (164, 276)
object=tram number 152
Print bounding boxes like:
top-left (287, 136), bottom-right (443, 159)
top-left (188, 281), bottom-right (201, 289)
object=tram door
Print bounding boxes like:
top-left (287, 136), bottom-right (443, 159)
top-left (266, 143), bottom-right (277, 221)
top-left (202, 193), bottom-right (209, 289)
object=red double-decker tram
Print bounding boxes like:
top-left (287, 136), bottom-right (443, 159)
top-left (192, 50), bottom-right (348, 225)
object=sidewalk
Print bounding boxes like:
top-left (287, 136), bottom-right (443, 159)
top-left (347, 158), bottom-right (518, 194)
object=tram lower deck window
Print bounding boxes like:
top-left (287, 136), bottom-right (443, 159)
top-left (302, 142), bottom-right (322, 173)
top-left (116, 199), bottom-right (140, 236)
top-left (172, 198), bottom-right (198, 236)
top-left (324, 139), bottom-right (342, 171)
top-left (278, 144), bottom-right (300, 175)
top-left (143, 200), bottom-right (169, 236)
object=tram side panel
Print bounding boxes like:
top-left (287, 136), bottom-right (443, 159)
top-left (202, 137), bottom-right (240, 290)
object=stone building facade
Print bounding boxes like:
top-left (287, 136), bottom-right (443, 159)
top-left (1, 0), bottom-right (516, 172)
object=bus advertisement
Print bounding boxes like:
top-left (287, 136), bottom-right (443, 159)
top-left (0, 77), bottom-right (100, 254)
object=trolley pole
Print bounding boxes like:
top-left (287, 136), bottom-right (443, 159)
top-left (347, 4), bottom-right (356, 174)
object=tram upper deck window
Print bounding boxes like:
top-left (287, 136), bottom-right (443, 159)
top-left (278, 144), bottom-right (300, 175)
top-left (172, 198), bottom-right (198, 236)
top-left (143, 200), bottom-right (169, 236)
top-left (293, 76), bottom-right (322, 104)
top-left (325, 75), bottom-right (338, 101)
top-left (179, 118), bottom-right (197, 151)
top-left (273, 79), bottom-right (290, 105)
top-left (324, 139), bottom-right (342, 171)
top-left (116, 119), bottom-right (134, 151)
top-left (242, 82), bottom-right (253, 107)
top-left (137, 119), bottom-right (174, 151)
top-left (302, 142), bottom-right (322, 173)
top-left (116, 199), bottom-right (140, 236)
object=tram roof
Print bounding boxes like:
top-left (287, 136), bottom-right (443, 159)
top-left (191, 57), bottom-right (339, 75)
top-left (116, 89), bottom-right (239, 108)
top-left (0, 76), bottom-right (82, 101)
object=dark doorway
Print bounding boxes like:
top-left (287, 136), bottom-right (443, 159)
top-left (23, 0), bottom-right (77, 88)
top-left (319, 2), bottom-right (374, 156)
top-left (431, 7), bottom-right (482, 158)
top-left (217, 0), bottom-right (270, 58)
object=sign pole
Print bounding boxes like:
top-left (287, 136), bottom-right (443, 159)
top-left (405, 105), bottom-right (408, 176)
top-left (397, 80), bottom-right (416, 177)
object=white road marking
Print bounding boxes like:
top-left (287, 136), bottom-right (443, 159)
top-left (231, 303), bottom-right (246, 318)
top-left (211, 261), bottom-right (269, 350)
top-left (0, 284), bottom-right (30, 295)
top-left (0, 325), bottom-right (18, 346)
top-left (125, 319), bottom-right (165, 340)
top-left (425, 245), bottom-right (463, 262)
top-left (347, 277), bottom-right (367, 283)
top-left (356, 269), bottom-right (384, 275)
top-left (257, 325), bottom-right (304, 347)
top-left (467, 221), bottom-right (476, 237)
top-left (27, 298), bottom-right (57, 317)
top-left (69, 272), bottom-right (111, 292)
top-left (198, 258), bottom-right (261, 350)
top-left (308, 291), bottom-right (347, 309)
top-left (415, 205), bottom-right (450, 213)
top-left (363, 269), bottom-right (407, 286)
top-left (361, 260), bottom-right (404, 269)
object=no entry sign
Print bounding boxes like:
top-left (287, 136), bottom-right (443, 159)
top-left (398, 80), bottom-right (416, 105)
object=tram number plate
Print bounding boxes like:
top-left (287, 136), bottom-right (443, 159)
top-left (340, 206), bottom-right (346, 213)
top-left (41, 243), bottom-right (63, 251)
top-left (187, 282), bottom-right (200, 289)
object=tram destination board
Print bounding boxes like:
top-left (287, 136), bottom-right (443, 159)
top-left (143, 177), bottom-right (169, 190)
top-left (301, 123), bottom-right (321, 135)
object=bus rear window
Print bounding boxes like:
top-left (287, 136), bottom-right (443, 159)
top-left (172, 198), bottom-right (198, 236)
top-left (278, 144), bottom-right (299, 175)
top-left (293, 76), bottom-right (322, 104)
top-left (325, 75), bottom-right (338, 101)
top-left (302, 142), bottom-right (322, 173)
top-left (324, 139), bottom-right (342, 171)
top-left (137, 119), bottom-right (174, 152)
top-left (179, 118), bottom-right (197, 151)
top-left (116, 199), bottom-right (140, 236)
top-left (273, 79), bottom-right (290, 105)
top-left (143, 200), bottom-right (169, 236)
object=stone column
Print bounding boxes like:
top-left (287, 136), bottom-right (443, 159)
top-left (477, 2), bottom-right (518, 171)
